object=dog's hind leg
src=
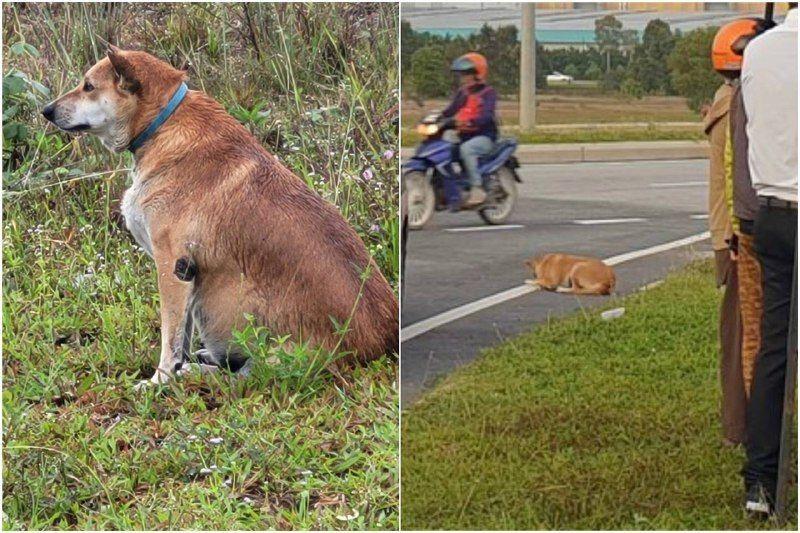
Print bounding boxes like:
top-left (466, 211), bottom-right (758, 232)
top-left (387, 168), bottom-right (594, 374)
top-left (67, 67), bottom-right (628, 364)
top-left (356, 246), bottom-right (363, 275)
top-left (567, 283), bottom-right (610, 296)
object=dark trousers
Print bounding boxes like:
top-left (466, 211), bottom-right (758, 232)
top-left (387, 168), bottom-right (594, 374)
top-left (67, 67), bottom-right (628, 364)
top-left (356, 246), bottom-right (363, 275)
top-left (744, 203), bottom-right (797, 496)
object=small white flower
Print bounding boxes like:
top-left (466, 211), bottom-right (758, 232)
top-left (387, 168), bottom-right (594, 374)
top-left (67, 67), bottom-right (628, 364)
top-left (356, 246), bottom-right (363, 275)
top-left (198, 464), bottom-right (218, 475)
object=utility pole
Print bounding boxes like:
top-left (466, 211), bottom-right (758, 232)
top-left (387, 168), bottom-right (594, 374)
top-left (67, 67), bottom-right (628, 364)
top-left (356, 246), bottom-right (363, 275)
top-left (519, 3), bottom-right (536, 133)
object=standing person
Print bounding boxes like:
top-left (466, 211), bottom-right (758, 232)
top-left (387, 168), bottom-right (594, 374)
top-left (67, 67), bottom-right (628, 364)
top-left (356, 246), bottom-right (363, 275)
top-left (728, 19), bottom-right (768, 401)
top-left (740, 3), bottom-right (798, 517)
top-left (442, 52), bottom-right (498, 207)
top-left (704, 23), bottom-right (747, 446)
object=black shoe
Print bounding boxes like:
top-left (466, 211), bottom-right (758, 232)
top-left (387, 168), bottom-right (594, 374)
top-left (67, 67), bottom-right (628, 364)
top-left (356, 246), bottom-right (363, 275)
top-left (744, 482), bottom-right (774, 518)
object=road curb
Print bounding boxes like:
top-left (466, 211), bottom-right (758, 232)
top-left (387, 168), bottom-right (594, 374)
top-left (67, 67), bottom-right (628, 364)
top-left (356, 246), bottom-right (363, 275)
top-left (401, 140), bottom-right (710, 165)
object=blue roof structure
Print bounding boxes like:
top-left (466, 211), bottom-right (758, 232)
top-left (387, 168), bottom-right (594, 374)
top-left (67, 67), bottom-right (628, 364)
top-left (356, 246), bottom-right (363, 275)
top-left (404, 3), bottom-right (775, 46)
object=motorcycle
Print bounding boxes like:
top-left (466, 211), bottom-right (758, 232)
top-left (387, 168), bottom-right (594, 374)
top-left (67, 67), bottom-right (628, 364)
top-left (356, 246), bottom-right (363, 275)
top-left (403, 113), bottom-right (521, 229)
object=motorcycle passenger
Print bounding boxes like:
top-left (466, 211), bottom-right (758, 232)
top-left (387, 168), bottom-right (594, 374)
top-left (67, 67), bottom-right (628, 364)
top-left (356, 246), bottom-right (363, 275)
top-left (442, 52), bottom-right (498, 207)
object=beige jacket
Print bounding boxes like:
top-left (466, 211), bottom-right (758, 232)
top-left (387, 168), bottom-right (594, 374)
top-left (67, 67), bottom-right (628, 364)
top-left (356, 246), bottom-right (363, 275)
top-left (703, 83), bottom-right (734, 251)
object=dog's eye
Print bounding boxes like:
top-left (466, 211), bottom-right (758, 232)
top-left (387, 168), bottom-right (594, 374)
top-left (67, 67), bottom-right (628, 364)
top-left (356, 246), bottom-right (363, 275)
top-left (84, 82), bottom-right (95, 92)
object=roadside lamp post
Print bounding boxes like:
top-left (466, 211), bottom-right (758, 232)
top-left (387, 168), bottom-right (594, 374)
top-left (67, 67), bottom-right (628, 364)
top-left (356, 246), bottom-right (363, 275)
top-left (520, 2), bottom-right (536, 133)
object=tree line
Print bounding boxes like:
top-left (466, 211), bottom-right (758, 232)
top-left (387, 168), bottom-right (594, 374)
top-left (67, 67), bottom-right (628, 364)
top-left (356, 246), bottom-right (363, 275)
top-left (402, 15), bottom-right (720, 112)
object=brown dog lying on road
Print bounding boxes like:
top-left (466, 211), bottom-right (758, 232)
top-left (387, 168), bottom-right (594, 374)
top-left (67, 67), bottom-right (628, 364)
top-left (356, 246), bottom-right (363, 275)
top-left (524, 253), bottom-right (616, 296)
top-left (42, 46), bottom-right (398, 387)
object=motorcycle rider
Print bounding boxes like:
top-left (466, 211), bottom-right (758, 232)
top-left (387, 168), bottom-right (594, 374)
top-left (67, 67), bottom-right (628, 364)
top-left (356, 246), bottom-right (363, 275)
top-left (442, 52), bottom-right (498, 207)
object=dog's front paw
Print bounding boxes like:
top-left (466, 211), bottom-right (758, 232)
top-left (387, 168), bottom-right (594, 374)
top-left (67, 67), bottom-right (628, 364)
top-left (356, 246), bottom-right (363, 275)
top-left (134, 370), bottom-right (171, 391)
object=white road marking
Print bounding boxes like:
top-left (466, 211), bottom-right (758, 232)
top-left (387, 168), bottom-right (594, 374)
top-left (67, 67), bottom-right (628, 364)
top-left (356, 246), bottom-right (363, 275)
top-left (573, 218), bottom-right (646, 225)
top-left (445, 224), bottom-right (524, 233)
top-left (649, 180), bottom-right (706, 188)
top-left (400, 231), bottom-right (711, 342)
top-left (516, 159), bottom-right (703, 169)
top-left (690, 213), bottom-right (709, 220)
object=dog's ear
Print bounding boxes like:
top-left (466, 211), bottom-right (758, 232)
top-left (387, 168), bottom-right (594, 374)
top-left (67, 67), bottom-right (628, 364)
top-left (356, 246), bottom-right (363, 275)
top-left (107, 46), bottom-right (141, 94)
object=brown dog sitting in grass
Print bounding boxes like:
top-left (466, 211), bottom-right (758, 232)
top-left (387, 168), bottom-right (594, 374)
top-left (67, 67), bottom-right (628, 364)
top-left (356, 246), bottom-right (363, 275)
top-left (42, 46), bottom-right (398, 387)
top-left (524, 253), bottom-right (616, 296)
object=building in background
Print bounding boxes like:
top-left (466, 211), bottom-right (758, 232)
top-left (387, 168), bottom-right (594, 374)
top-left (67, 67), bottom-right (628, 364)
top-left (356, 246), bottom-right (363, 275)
top-left (403, 2), bottom-right (782, 50)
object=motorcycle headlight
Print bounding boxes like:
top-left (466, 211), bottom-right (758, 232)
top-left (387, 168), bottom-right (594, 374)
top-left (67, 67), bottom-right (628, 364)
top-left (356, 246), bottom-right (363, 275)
top-left (416, 123), bottom-right (439, 136)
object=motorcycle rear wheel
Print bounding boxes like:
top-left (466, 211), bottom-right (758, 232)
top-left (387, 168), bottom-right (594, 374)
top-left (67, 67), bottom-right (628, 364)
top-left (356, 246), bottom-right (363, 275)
top-left (405, 170), bottom-right (435, 230)
top-left (479, 166), bottom-right (517, 225)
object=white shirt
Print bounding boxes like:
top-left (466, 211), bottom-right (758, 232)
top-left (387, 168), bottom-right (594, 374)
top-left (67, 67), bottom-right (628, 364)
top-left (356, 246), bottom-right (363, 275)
top-left (741, 8), bottom-right (798, 202)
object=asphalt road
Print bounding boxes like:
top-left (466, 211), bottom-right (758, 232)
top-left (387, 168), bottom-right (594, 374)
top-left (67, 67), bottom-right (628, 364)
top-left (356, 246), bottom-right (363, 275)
top-left (401, 159), bottom-right (713, 406)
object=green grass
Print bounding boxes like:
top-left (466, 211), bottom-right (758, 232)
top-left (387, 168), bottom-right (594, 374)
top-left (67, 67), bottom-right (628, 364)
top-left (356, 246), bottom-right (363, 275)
top-left (401, 125), bottom-right (705, 147)
top-left (401, 261), bottom-right (796, 530)
top-left (3, 3), bottom-right (398, 530)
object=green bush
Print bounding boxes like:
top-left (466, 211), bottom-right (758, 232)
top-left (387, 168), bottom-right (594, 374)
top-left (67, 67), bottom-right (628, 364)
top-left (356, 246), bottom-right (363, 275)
top-left (669, 26), bottom-right (721, 112)
top-left (584, 63), bottom-right (603, 81)
top-left (624, 19), bottom-right (676, 95)
top-left (620, 77), bottom-right (645, 98)
top-left (409, 45), bottom-right (449, 99)
top-left (563, 63), bottom-right (580, 80)
top-left (600, 65), bottom-right (626, 91)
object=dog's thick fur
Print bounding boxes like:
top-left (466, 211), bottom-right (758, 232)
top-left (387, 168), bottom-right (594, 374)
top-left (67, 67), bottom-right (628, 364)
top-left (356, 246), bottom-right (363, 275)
top-left (524, 253), bottom-right (615, 296)
top-left (43, 47), bottom-right (398, 385)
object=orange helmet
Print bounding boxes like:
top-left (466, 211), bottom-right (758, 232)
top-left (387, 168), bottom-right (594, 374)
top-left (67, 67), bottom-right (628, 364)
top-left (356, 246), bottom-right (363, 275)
top-left (712, 19), bottom-right (759, 72)
top-left (451, 52), bottom-right (488, 81)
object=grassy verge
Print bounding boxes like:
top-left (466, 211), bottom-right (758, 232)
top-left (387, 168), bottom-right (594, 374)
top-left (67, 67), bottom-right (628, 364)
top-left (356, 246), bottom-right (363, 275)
top-left (401, 261), bottom-right (796, 530)
top-left (401, 94), bottom-right (700, 127)
top-left (401, 125), bottom-right (705, 147)
top-left (3, 3), bottom-right (398, 530)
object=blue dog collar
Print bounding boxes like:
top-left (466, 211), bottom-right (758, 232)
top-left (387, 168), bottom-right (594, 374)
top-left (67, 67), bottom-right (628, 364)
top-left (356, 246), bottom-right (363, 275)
top-left (128, 82), bottom-right (188, 153)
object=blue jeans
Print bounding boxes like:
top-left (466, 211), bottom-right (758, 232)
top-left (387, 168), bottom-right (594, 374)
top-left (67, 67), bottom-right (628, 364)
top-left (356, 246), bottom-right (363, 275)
top-left (459, 135), bottom-right (494, 188)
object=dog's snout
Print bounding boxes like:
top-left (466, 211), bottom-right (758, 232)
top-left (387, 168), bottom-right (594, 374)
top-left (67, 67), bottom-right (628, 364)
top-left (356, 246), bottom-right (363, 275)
top-left (42, 103), bottom-right (56, 122)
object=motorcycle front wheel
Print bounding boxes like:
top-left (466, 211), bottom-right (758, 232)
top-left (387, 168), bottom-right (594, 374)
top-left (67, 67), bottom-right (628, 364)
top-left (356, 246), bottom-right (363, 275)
top-left (479, 166), bottom-right (517, 225)
top-left (405, 170), bottom-right (435, 230)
